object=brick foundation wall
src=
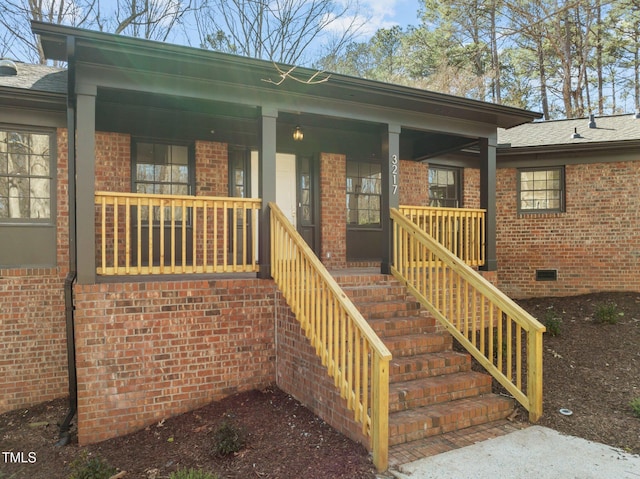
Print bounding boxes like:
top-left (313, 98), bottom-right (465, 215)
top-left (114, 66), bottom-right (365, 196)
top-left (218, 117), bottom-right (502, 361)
top-left (0, 128), bottom-right (70, 414)
top-left (320, 153), bottom-right (347, 269)
top-left (275, 292), bottom-right (369, 450)
top-left (496, 161), bottom-right (640, 298)
top-left (73, 278), bottom-right (276, 445)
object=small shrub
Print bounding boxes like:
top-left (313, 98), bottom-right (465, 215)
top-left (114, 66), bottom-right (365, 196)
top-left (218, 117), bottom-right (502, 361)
top-left (631, 397), bottom-right (640, 418)
top-left (594, 303), bottom-right (622, 324)
top-left (169, 468), bottom-right (219, 479)
top-left (212, 421), bottom-right (245, 456)
top-left (542, 311), bottom-right (562, 336)
top-left (68, 451), bottom-right (117, 479)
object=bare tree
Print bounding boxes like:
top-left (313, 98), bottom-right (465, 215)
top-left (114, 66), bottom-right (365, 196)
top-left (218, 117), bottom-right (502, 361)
top-left (195, 0), bottom-right (366, 66)
top-left (99, 0), bottom-right (197, 42)
top-left (0, 0), bottom-right (198, 63)
top-left (0, 0), bottom-right (98, 63)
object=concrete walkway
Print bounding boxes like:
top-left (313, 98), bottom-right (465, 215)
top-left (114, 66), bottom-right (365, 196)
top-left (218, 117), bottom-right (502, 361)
top-left (390, 426), bottom-right (640, 479)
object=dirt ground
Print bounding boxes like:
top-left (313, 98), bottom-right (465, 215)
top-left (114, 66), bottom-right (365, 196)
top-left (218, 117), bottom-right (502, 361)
top-left (1, 292), bottom-right (639, 478)
top-left (517, 292), bottom-right (640, 455)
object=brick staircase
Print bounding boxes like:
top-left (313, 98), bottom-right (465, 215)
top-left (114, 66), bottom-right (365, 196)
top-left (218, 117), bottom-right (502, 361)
top-left (333, 271), bottom-right (514, 455)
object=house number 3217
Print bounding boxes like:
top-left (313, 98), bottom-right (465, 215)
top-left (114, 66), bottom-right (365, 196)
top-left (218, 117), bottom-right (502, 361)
top-left (391, 155), bottom-right (399, 195)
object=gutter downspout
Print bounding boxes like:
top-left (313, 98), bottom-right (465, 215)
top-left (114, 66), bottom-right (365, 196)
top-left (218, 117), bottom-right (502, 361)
top-left (57, 35), bottom-right (78, 447)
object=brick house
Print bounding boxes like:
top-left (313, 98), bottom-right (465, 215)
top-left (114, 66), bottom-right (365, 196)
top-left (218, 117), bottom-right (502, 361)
top-left (495, 114), bottom-right (640, 298)
top-left (1, 22), bottom-right (546, 471)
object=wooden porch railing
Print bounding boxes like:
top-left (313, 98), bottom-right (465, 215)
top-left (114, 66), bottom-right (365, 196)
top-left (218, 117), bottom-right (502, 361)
top-left (95, 191), bottom-right (261, 275)
top-left (399, 205), bottom-right (486, 267)
top-left (270, 202), bottom-right (392, 472)
top-left (390, 208), bottom-right (545, 422)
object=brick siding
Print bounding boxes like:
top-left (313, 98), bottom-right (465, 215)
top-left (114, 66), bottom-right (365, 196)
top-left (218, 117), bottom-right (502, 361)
top-left (275, 292), bottom-right (369, 450)
top-left (320, 153), bottom-right (347, 269)
top-left (73, 278), bottom-right (276, 444)
top-left (95, 132), bottom-right (131, 192)
top-left (400, 160), bottom-right (429, 206)
top-left (463, 168), bottom-right (481, 209)
top-left (496, 161), bottom-right (640, 298)
top-left (195, 141), bottom-right (228, 197)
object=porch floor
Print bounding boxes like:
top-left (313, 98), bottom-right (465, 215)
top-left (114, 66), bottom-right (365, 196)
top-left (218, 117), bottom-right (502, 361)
top-left (388, 419), bottom-right (526, 469)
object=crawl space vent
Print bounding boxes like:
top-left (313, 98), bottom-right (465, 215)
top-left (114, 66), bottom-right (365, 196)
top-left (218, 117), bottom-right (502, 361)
top-left (536, 269), bottom-right (558, 281)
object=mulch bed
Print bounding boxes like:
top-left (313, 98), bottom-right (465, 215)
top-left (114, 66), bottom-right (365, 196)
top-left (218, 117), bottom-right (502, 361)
top-left (517, 292), bottom-right (640, 455)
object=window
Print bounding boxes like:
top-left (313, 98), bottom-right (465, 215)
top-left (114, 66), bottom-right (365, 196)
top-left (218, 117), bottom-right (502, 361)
top-left (518, 167), bottom-right (564, 213)
top-left (133, 141), bottom-right (192, 222)
top-left (0, 128), bottom-right (53, 222)
top-left (429, 166), bottom-right (462, 208)
top-left (346, 160), bottom-right (381, 227)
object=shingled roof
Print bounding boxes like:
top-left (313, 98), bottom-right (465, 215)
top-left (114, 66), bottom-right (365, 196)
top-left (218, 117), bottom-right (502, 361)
top-left (0, 61), bottom-right (67, 93)
top-left (498, 113), bottom-right (640, 148)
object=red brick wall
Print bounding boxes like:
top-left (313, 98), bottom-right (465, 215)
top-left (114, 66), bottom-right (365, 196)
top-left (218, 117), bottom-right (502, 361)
top-left (320, 153), bottom-right (347, 269)
top-left (95, 132), bottom-right (131, 192)
top-left (496, 161), bottom-right (640, 298)
top-left (195, 141), bottom-right (228, 196)
top-left (275, 292), bottom-right (369, 450)
top-left (400, 160), bottom-right (429, 206)
top-left (463, 168), bottom-right (481, 209)
top-left (73, 278), bottom-right (276, 445)
top-left (0, 128), bottom-right (70, 413)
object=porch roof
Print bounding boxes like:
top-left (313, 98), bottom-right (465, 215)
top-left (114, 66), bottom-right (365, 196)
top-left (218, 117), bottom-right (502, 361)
top-left (32, 21), bottom-right (541, 132)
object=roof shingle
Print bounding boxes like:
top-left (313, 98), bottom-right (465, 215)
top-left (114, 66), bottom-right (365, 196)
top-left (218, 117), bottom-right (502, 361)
top-left (0, 61), bottom-right (66, 93)
top-left (498, 114), bottom-right (640, 147)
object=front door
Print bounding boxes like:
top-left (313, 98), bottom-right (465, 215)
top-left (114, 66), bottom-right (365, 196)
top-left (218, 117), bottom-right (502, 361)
top-left (276, 153), bottom-right (297, 226)
top-left (274, 153), bottom-right (318, 254)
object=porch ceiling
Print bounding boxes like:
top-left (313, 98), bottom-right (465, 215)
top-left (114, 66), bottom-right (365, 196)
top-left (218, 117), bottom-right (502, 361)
top-left (95, 89), bottom-right (479, 160)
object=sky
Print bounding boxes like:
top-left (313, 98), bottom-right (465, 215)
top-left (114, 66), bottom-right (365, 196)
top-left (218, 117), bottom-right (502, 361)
top-left (96, 0), bottom-right (423, 44)
top-left (357, 0), bottom-right (421, 36)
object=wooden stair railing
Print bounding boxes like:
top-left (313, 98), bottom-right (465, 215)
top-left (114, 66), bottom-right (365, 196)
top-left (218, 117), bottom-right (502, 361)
top-left (390, 208), bottom-right (545, 422)
top-left (270, 203), bottom-right (392, 472)
top-left (399, 205), bottom-right (486, 267)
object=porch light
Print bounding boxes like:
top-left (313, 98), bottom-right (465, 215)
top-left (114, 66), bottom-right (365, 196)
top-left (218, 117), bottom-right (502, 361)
top-left (293, 125), bottom-right (304, 141)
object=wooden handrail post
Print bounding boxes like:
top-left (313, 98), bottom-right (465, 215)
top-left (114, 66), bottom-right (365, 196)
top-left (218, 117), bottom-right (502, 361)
top-left (372, 353), bottom-right (390, 472)
top-left (527, 329), bottom-right (544, 422)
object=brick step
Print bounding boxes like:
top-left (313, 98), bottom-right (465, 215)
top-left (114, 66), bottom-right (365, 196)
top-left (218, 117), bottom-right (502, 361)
top-left (352, 299), bottom-right (423, 319)
top-left (332, 273), bottom-right (395, 287)
top-left (389, 351), bottom-right (472, 383)
top-left (383, 333), bottom-right (452, 357)
top-left (342, 286), bottom-right (415, 304)
top-left (368, 315), bottom-right (437, 338)
top-left (389, 372), bottom-right (492, 413)
top-left (388, 394), bottom-right (514, 447)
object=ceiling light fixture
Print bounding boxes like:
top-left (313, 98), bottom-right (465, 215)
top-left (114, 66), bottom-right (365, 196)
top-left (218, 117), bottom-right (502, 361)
top-left (293, 125), bottom-right (304, 141)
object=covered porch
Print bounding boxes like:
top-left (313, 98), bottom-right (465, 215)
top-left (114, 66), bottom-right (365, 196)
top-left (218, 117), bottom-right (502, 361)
top-left (32, 21), bottom-right (537, 284)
